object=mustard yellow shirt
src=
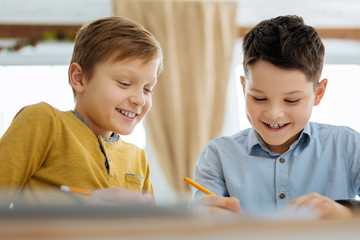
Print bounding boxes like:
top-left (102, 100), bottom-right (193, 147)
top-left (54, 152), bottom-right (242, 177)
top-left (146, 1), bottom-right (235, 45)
top-left (0, 102), bottom-right (153, 206)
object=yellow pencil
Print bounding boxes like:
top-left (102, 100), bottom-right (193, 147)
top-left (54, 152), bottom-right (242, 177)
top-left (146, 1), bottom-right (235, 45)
top-left (60, 185), bottom-right (93, 196)
top-left (184, 177), bottom-right (215, 195)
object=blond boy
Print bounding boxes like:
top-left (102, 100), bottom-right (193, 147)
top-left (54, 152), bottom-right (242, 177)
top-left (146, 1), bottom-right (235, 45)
top-left (0, 17), bottom-right (162, 207)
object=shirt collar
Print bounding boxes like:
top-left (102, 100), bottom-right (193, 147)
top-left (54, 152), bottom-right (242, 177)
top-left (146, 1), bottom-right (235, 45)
top-left (248, 128), bottom-right (261, 150)
top-left (248, 123), bottom-right (312, 156)
top-left (71, 111), bottom-right (119, 142)
top-left (302, 123), bottom-right (311, 138)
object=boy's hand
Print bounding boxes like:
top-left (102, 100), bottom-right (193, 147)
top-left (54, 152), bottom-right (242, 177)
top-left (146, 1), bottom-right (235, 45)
top-left (287, 192), bottom-right (353, 220)
top-left (197, 195), bottom-right (242, 215)
top-left (84, 188), bottom-right (154, 206)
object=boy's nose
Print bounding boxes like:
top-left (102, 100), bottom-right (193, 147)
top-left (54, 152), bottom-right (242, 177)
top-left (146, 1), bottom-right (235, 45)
top-left (264, 105), bottom-right (285, 120)
top-left (130, 90), bottom-right (146, 107)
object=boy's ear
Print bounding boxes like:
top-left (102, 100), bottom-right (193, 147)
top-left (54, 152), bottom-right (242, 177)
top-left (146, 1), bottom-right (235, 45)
top-left (240, 76), bottom-right (246, 95)
top-left (314, 78), bottom-right (328, 106)
top-left (69, 62), bottom-right (86, 93)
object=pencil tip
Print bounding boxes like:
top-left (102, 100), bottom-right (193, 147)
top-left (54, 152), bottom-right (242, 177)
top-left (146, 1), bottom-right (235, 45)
top-left (60, 185), bottom-right (70, 192)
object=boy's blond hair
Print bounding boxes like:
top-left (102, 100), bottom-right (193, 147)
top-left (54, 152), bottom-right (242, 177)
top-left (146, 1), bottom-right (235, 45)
top-left (69, 16), bottom-right (163, 97)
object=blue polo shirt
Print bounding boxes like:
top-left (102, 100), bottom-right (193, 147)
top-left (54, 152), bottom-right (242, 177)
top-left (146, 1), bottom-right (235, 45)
top-left (189, 122), bottom-right (360, 214)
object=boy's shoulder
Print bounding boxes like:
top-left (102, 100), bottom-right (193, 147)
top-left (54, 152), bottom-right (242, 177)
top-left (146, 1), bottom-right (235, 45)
top-left (306, 122), bottom-right (360, 149)
top-left (12, 102), bottom-right (59, 121)
top-left (308, 121), bottom-right (360, 136)
top-left (12, 102), bottom-right (78, 133)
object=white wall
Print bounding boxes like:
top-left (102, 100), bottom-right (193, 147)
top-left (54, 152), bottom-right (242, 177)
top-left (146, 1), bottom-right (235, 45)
top-left (1, 0), bottom-right (360, 65)
top-left (237, 0), bottom-right (360, 27)
top-left (0, 0), bottom-right (112, 24)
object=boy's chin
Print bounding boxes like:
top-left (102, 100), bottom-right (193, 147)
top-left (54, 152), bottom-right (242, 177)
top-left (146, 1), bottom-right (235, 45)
top-left (117, 130), bottom-right (133, 136)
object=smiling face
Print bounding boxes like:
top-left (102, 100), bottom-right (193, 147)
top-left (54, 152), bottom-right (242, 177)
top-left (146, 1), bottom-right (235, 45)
top-left (70, 55), bottom-right (159, 139)
top-left (241, 60), bottom-right (327, 154)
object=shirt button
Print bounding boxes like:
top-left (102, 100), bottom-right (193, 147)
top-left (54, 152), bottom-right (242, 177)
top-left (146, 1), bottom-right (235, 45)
top-left (279, 158), bottom-right (285, 163)
top-left (279, 193), bottom-right (286, 199)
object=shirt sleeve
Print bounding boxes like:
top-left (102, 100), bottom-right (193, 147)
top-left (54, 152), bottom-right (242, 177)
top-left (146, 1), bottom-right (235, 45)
top-left (188, 141), bottom-right (228, 207)
top-left (341, 127), bottom-right (360, 197)
top-left (0, 103), bottom-right (57, 206)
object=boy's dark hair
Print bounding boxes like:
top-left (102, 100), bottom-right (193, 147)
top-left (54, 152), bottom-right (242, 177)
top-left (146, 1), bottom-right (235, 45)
top-left (242, 15), bottom-right (324, 84)
top-left (69, 16), bottom-right (163, 97)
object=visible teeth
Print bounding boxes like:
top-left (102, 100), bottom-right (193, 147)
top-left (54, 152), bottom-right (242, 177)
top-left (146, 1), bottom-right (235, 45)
top-left (268, 123), bottom-right (285, 129)
top-left (120, 110), bottom-right (136, 118)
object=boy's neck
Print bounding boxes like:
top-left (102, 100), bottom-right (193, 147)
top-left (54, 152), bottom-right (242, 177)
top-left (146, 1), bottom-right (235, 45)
top-left (265, 131), bottom-right (302, 154)
top-left (71, 110), bottom-right (115, 140)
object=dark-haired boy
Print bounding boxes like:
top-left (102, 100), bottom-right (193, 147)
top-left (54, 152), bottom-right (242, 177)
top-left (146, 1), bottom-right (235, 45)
top-left (190, 15), bottom-right (360, 219)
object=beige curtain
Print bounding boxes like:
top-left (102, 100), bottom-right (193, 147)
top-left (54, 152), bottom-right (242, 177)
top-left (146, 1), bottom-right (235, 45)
top-left (113, 0), bottom-right (237, 193)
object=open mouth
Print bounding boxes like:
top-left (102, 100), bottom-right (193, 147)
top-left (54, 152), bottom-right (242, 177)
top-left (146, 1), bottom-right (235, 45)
top-left (117, 109), bottom-right (137, 119)
top-left (264, 122), bottom-right (289, 129)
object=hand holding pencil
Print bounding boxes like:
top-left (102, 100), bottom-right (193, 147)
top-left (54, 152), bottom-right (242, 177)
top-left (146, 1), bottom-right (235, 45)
top-left (184, 177), bottom-right (215, 195)
top-left (184, 177), bottom-right (242, 214)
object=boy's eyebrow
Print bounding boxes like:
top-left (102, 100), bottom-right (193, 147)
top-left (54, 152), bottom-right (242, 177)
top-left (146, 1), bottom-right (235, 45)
top-left (249, 88), bottom-right (304, 95)
top-left (284, 90), bottom-right (304, 95)
top-left (114, 69), bottom-right (157, 82)
top-left (249, 88), bottom-right (264, 93)
top-left (114, 69), bottom-right (136, 75)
